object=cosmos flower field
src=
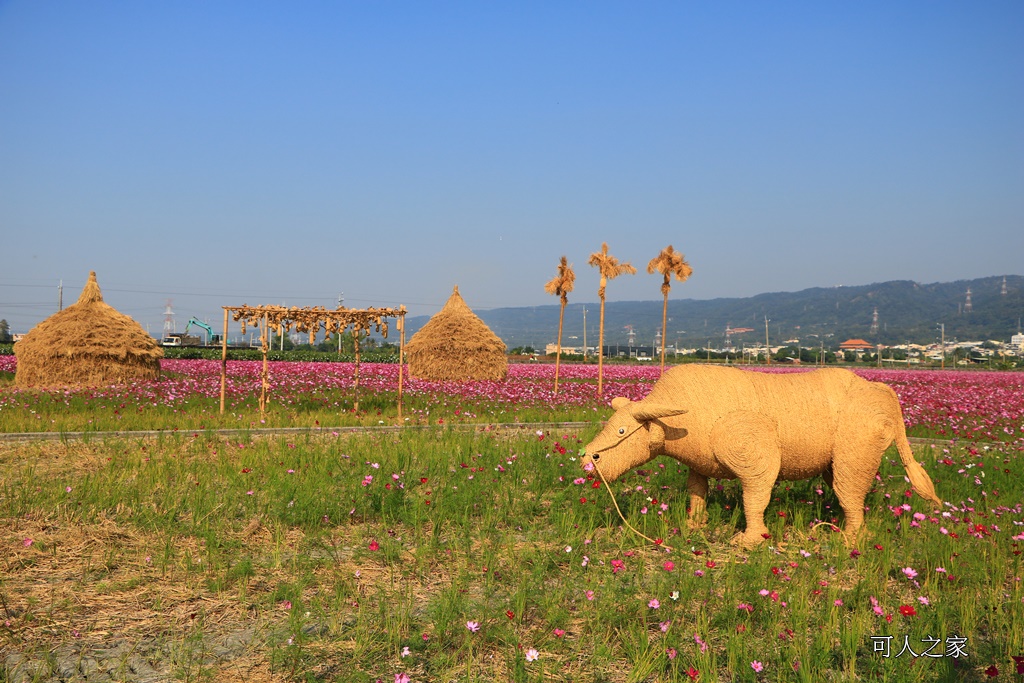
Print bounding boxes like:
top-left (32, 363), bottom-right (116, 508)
top-left (0, 356), bottom-right (1022, 448)
top-left (0, 358), bottom-right (1022, 681)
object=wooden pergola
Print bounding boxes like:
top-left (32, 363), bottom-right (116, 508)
top-left (218, 304), bottom-right (407, 417)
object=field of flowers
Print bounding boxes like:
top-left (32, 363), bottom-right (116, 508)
top-left (1, 359), bottom-right (1022, 682)
top-left (1, 356), bottom-right (1023, 449)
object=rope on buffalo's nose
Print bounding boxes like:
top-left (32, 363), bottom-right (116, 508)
top-left (585, 450), bottom-right (676, 553)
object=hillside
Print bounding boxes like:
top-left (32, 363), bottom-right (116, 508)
top-left (405, 276), bottom-right (1024, 350)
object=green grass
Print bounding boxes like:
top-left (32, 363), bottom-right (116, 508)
top-left (1, 425), bottom-right (1020, 682)
top-left (0, 382), bottom-right (604, 434)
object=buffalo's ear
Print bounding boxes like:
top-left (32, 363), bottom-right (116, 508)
top-left (610, 397), bottom-right (632, 411)
top-left (629, 401), bottom-right (688, 423)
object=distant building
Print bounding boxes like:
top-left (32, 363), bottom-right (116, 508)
top-left (1012, 333), bottom-right (1024, 350)
top-left (545, 343), bottom-right (585, 355)
top-left (839, 339), bottom-right (874, 351)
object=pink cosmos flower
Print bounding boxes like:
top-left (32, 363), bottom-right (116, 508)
top-left (466, 621), bottom-right (480, 632)
top-left (648, 598), bottom-right (660, 609)
top-left (752, 660), bottom-right (764, 672)
top-left (395, 674), bottom-right (410, 683)
top-left (525, 648), bottom-right (539, 662)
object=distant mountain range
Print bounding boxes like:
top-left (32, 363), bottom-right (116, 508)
top-left (405, 276), bottom-right (1024, 350)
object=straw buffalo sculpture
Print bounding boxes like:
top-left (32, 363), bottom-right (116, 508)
top-left (582, 365), bottom-right (942, 547)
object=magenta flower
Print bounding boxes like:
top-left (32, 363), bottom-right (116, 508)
top-left (752, 660), bottom-right (764, 672)
top-left (648, 598), bottom-right (660, 609)
top-left (466, 621), bottom-right (480, 632)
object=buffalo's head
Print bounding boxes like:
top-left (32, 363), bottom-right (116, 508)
top-left (581, 397), bottom-right (688, 481)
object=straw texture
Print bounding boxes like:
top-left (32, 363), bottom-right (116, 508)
top-left (14, 272), bottom-right (162, 388)
top-left (406, 286), bottom-right (507, 381)
top-left (582, 365), bottom-right (943, 548)
top-left (587, 242), bottom-right (636, 395)
top-left (647, 245), bottom-right (692, 370)
top-left (544, 256), bottom-right (576, 394)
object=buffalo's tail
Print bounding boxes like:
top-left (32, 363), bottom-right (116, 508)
top-left (893, 415), bottom-right (943, 507)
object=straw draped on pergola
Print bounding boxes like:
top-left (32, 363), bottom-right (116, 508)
top-left (218, 304), bottom-right (407, 416)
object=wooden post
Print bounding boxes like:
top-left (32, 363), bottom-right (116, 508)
top-left (554, 301), bottom-right (564, 394)
top-left (659, 294), bottom-right (669, 372)
top-left (260, 312), bottom-right (269, 416)
top-left (597, 280), bottom-right (606, 396)
top-left (352, 328), bottom-right (361, 413)
top-left (397, 307), bottom-right (405, 419)
top-left (220, 307), bottom-right (229, 414)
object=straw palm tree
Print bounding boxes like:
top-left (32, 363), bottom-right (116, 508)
top-left (647, 245), bottom-right (693, 371)
top-left (588, 242), bottom-right (636, 395)
top-left (544, 256), bottom-right (576, 394)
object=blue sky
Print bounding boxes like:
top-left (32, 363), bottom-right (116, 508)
top-left (1, 2), bottom-right (1021, 336)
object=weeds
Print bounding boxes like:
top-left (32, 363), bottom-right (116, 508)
top-left (1, 363), bottom-right (1022, 680)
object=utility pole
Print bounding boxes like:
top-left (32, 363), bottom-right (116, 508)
top-left (937, 323), bottom-right (945, 370)
top-left (764, 316), bottom-right (771, 365)
top-left (582, 306), bottom-right (587, 361)
top-left (58, 280), bottom-right (63, 311)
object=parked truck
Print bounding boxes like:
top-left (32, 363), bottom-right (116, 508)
top-left (161, 317), bottom-right (221, 347)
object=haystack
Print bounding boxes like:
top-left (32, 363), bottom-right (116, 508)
top-left (14, 272), bottom-right (163, 388)
top-left (406, 286), bottom-right (507, 381)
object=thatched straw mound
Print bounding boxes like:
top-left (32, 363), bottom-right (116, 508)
top-left (406, 286), bottom-right (507, 381)
top-left (14, 272), bottom-right (163, 388)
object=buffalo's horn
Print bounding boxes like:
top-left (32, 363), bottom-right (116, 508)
top-left (629, 401), bottom-right (688, 422)
top-left (610, 397), bottom-right (632, 410)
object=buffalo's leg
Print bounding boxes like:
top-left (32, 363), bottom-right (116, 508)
top-left (710, 411), bottom-right (781, 547)
top-left (832, 412), bottom-right (888, 544)
top-left (686, 470), bottom-right (709, 529)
